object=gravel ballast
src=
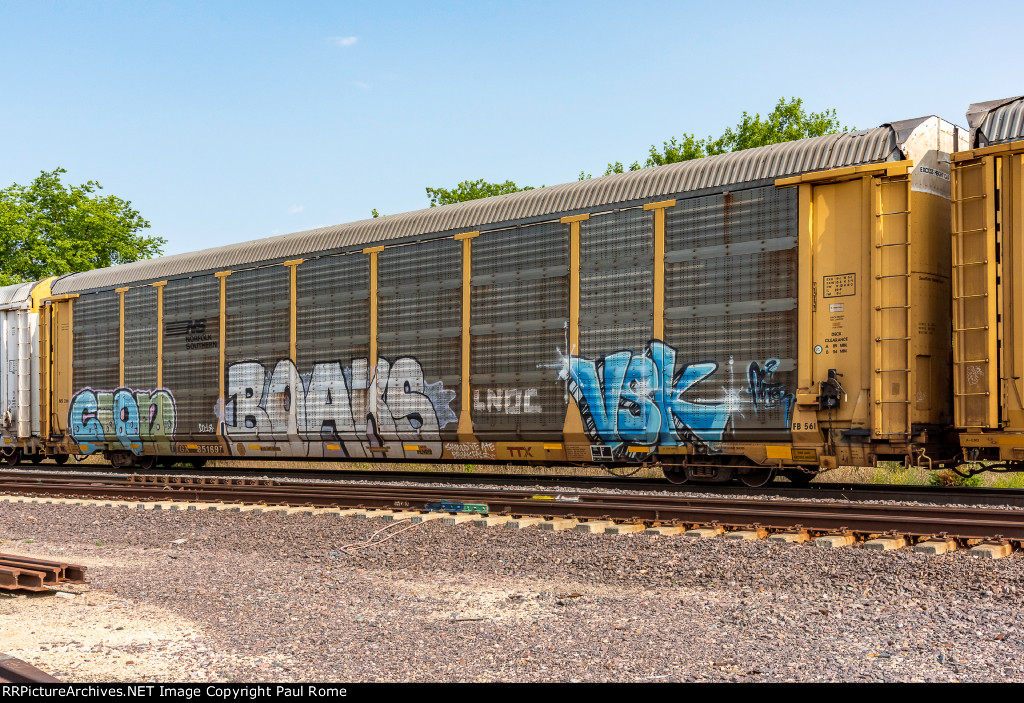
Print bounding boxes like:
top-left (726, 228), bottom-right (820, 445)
top-left (1, 500), bottom-right (1023, 682)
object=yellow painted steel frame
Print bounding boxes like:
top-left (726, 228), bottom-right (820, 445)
top-left (453, 231), bottom-right (479, 441)
top-left (152, 281), bottom-right (167, 387)
top-left (115, 287), bottom-right (129, 387)
top-left (282, 259), bottom-right (304, 361)
top-left (363, 246), bottom-right (383, 369)
top-left (643, 199), bottom-right (676, 340)
top-left (215, 271), bottom-right (232, 426)
top-left (560, 213), bottom-right (588, 443)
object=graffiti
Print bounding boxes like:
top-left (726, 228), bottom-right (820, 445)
top-left (68, 387), bottom-right (177, 454)
top-left (446, 441), bottom-right (497, 460)
top-left (560, 340), bottom-right (793, 453)
top-left (561, 340), bottom-right (730, 447)
top-left (222, 357), bottom-right (457, 458)
top-left (746, 359), bottom-right (795, 426)
top-left (472, 388), bottom-right (542, 415)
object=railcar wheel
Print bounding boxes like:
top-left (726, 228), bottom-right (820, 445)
top-left (783, 467), bottom-right (816, 485)
top-left (52, 454), bottom-right (69, 465)
top-left (739, 466), bottom-right (776, 488)
top-left (135, 455), bottom-right (157, 471)
top-left (109, 451), bottom-right (135, 470)
top-left (663, 466), bottom-right (689, 484)
top-left (1, 448), bottom-right (20, 467)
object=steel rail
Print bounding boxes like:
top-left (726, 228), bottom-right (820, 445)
top-left (4, 477), bottom-right (1024, 541)
top-left (0, 653), bottom-right (60, 683)
top-left (6, 465), bottom-right (1024, 507)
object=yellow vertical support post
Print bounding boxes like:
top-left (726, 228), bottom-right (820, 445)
top-left (283, 260), bottom-right (304, 362)
top-left (152, 281), bottom-right (167, 387)
top-left (214, 272), bottom-right (231, 428)
top-left (454, 232), bottom-right (479, 442)
top-left (116, 287), bottom-right (128, 387)
top-left (363, 247), bottom-right (383, 370)
top-left (796, 184), bottom-right (814, 394)
top-left (643, 200), bottom-right (676, 340)
top-left (561, 214), bottom-right (589, 443)
top-left (561, 214), bottom-right (589, 354)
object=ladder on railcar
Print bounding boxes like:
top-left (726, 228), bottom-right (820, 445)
top-left (950, 157), bottom-right (999, 429)
top-left (871, 173), bottom-right (913, 441)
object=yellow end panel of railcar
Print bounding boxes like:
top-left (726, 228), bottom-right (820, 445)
top-left (950, 153), bottom-right (999, 428)
top-left (806, 177), bottom-right (873, 429)
top-left (51, 298), bottom-right (75, 436)
top-left (781, 160), bottom-right (952, 448)
top-left (1001, 152), bottom-right (1024, 431)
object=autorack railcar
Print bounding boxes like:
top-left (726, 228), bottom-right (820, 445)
top-left (951, 96), bottom-right (1024, 467)
top-left (0, 115), bottom-right (968, 485)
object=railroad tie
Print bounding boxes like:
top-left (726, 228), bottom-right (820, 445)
top-left (644, 525), bottom-right (688, 536)
top-left (914, 538), bottom-right (958, 555)
top-left (539, 518), bottom-right (579, 531)
top-left (684, 525), bottom-right (726, 539)
top-left (472, 515), bottom-right (513, 527)
top-left (504, 517), bottom-right (544, 529)
top-left (863, 535), bottom-right (908, 551)
top-left (604, 523), bottom-right (645, 535)
top-left (813, 534), bottom-right (858, 549)
top-left (573, 520), bottom-right (616, 534)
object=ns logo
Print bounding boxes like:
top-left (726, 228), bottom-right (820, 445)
top-left (165, 319), bottom-right (209, 336)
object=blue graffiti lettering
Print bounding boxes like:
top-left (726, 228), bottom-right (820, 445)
top-left (561, 340), bottom-right (790, 449)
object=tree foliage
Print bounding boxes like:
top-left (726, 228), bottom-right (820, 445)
top-left (425, 178), bottom-right (534, 207)
top-left (0, 168), bottom-right (164, 287)
top-left (579, 97), bottom-right (851, 179)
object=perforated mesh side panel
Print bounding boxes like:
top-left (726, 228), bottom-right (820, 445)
top-left (580, 209), bottom-right (654, 356)
top-left (295, 254), bottom-right (370, 369)
top-left (664, 184), bottom-right (798, 440)
top-left (162, 276), bottom-right (220, 438)
top-left (124, 286), bottom-right (157, 389)
top-left (378, 238), bottom-right (462, 427)
top-left (72, 291), bottom-right (119, 390)
top-left (225, 266), bottom-right (290, 365)
top-left (470, 221), bottom-right (569, 438)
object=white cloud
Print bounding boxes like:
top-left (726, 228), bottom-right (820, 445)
top-left (287, 204), bottom-right (305, 215)
top-left (330, 36), bottom-right (358, 48)
top-left (353, 81), bottom-right (370, 90)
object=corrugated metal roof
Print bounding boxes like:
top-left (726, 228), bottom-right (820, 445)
top-left (967, 96), bottom-right (1024, 147)
top-left (0, 281), bottom-right (36, 307)
top-left (51, 125), bottom-right (900, 294)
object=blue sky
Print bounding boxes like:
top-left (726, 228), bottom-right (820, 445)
top-left (2, 0), bottom-right (1022, 256)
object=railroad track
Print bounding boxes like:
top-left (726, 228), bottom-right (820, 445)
top-left (0, 653), bottom-right (60, 683)
top-left (4, 465), bottom-right (1024, 507)
top-left (3, 472), bottom-right (1024, 544)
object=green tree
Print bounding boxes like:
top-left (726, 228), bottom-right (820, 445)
top-left (0, 168), bottom-right (164, 286)
top-left (425, 178), bottom-right (534, 207)
top-left (580, 97), bottom-right (850, 179)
